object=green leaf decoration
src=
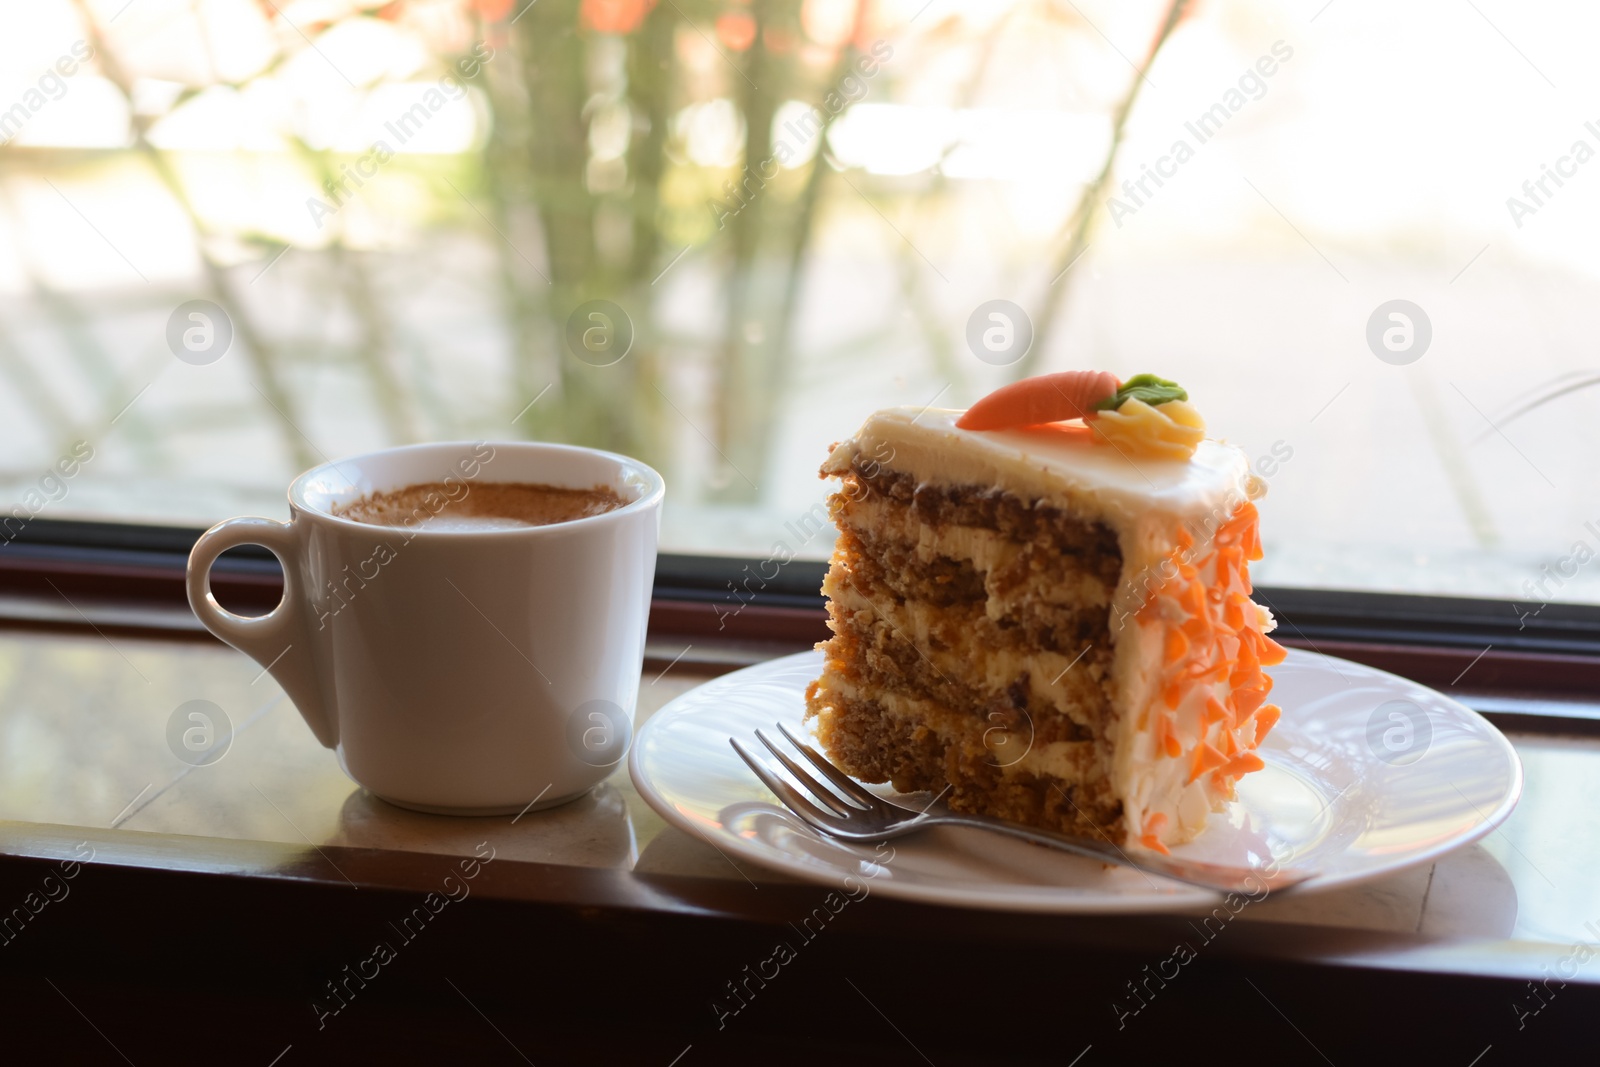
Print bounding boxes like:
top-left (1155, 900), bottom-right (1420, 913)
top-left (1095, 373), bottom-right (1188, 411)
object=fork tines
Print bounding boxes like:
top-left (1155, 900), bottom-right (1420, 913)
top-left (730, 723), bottom-right (885, 835)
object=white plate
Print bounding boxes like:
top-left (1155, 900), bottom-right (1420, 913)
top-left (629, 649), bottom-right (1522, 912)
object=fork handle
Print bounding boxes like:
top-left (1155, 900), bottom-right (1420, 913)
top-left (936, 814), bottom-right (1129, 865)
top-left (931, 813), bottom-right (1299, 894)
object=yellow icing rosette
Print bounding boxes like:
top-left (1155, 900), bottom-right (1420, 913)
top-left (1091, 396), bottom-right (1206, 460)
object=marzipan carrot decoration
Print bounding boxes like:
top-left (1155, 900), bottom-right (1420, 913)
top-left (955, 370), bottom-right (1120, 430)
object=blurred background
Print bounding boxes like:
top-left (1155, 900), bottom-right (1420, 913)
top-left (0, 0), bottom-right (1594, 605)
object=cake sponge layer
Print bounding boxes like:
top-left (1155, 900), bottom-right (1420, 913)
top-left (808, 454), bottom-right (1129, 839)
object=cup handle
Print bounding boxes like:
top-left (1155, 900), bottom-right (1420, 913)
top-left (186, 516), bottom-right (338, 748)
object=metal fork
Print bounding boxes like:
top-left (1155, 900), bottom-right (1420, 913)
top-left (730, 722), bottom-right (1315, 895)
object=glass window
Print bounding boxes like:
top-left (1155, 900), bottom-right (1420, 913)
top-left (0, 1), bottom-right (1588, 607)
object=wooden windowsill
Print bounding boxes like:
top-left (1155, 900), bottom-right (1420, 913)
top-left (0, 554), bottom-right (1596, 1060)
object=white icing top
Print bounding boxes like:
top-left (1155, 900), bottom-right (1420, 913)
top-left (821, 408), bottom-right (1253, 529)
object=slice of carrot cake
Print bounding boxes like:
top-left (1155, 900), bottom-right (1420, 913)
top-left (805, 371), bottom-right (1286, 852)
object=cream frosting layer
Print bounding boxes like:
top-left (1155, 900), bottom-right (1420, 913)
top-left (839, 495), bottom-right (1116, 610)
top-left (814, 676), bottom-right (1102, 788)
top-left (823, 577), bottom-right (1107, 726)
top-left (821, 407), bottom-right (1257, 530)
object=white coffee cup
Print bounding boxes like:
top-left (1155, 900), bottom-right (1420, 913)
top-left (186, 441), bottom-right (664, 815)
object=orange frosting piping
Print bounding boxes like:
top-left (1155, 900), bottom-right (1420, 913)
top-left (1136, 498), bottom-right (1281, 847)
top-left (1139, 812), bottom-right (1171, 854)
top-left (1188, 741), bottom-right (1228, 783)
top-left (1221, 752), bottom-right (1265, 777)
top-left (1253, 704), bottom-right (1282, 742)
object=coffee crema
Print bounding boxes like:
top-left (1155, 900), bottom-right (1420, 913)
top-left (336, 481), bottom-right (627, 531)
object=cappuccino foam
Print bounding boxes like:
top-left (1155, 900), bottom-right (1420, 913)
top-left (336, 481), bottom-right (627, 531)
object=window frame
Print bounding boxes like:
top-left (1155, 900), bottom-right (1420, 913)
top-left (3, 516), bottom-right (1597, 721)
